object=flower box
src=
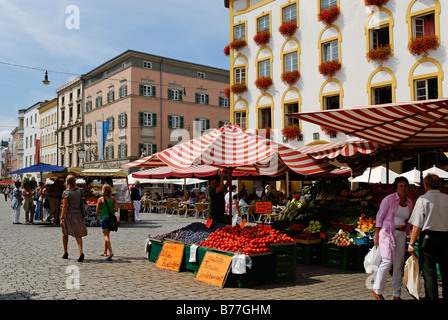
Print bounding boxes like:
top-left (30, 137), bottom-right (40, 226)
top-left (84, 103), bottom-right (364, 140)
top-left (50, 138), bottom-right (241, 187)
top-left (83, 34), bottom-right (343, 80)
top-left (318, 60), bottom-right (341, 77)
top-left (279, 20), bottom-right (298, 37)
top-left (364, 0), bottom-right (389, 7)
top-left (408, 34), bottom-right (440, 56)
top-left (318, 5), bottom-right (340, 25)
top-left (253, 30), bottom-right (271, 46)
top-left (231, 83), bottom-right (248, 95)
top-left (224, 45), bottom-right (230, 56)
top-left (367, 44), bottom-right (392, 62)
top-left (224, 87), bottom-right (230, 99)
top-left (230, 39), bottom-right (247, 51)
top-left (282, 125), bottom-right (301, 141)
top-left (254, 76), bottom-right (273, 91)
top-left (256, 127), bottom-right (271, 139)
top-left (281, 70), bottom-right (301, 86)
top-left (321, 126), bottom-right (338, 137)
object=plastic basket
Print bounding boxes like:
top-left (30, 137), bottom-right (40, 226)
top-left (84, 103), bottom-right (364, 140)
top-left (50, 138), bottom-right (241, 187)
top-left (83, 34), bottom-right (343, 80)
top-left (296, 242), bottom-right (322, 265)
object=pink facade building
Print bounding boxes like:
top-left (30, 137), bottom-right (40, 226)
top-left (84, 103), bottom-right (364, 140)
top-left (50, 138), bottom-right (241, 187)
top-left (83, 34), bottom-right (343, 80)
top-left (81, 50), bottom-right (230, 171)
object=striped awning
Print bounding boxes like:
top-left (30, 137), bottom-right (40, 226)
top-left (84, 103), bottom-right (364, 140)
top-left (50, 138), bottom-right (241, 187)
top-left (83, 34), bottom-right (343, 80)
top-left (296, 140), bottom-right (380, 160)
top-left (289, 98), bottom-right (448, 148)
top-left (122, 124), bottom-right (338, 176)
top-left (79, 169), bottom-right (127, 177)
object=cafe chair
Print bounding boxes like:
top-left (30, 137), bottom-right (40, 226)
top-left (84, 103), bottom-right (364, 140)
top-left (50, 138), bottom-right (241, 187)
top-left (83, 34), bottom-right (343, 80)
top-left (142, 200), bottom-right (152, 213)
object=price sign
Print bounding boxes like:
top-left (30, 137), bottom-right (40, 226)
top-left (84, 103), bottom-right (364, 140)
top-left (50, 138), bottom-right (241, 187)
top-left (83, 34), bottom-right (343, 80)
top-left (196, 251), bottom-right (233, 288)
top-left (155, 242), bottom-right (185, 272)
top-left (206, 218), bottom-right (213, 228)
top-left (254, 201), bottom-right (272, 214)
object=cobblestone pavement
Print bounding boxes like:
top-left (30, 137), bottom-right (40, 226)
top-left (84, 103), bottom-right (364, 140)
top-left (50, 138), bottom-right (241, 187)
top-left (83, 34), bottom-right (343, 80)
top-left (0, 197), bottom-right (437, 306)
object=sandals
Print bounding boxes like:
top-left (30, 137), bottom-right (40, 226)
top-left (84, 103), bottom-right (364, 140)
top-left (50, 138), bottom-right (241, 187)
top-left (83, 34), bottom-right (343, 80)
top-left (105, 254), bottom-right (114, 261)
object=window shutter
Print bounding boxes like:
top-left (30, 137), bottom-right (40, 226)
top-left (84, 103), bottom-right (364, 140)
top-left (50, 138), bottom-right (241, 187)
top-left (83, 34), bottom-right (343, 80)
top-left (118, 144), bottom-right (122, 158)
top-left (139, 84), bottom-right (144, 96)
top-left (180, 116), bottom-right (184, 129)
top-left (178, 90), bottom-right (183, 101)
top-left (195, 93), bottom-right (199, 103)
top-left (219, 120), bottom-right (223, 128)
top-left (151, 86), bottom-right (156, 97)
top-left (139, 112), bottom-right (144, 126)
top-left (219, 96), bottom-right (223, 107)
top-left (206, 119), bottom-right (210, 130)
top-left (151, 144), bottom-right (157, 155)
top-left (168, 88), bottom-right (172, 100)
top-left (205, 94), bottom-right (209, 105)
top-left (124, 144), bottom-right (127, 157)
top-left (152, 113), bottom-right (157, 126)
top-left (138, 143), bottom-right (143, 156)
top-left (123, 85), bottom-right (127, 97)
top-left (110, 146), bottom-right (114, 159)
top-left (168, 115), bottom-right (172, 128)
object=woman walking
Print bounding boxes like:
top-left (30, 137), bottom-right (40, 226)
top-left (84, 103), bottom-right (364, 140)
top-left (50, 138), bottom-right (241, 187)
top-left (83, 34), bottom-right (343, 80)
top-left (11, 181), bottom-right (23, 224)
top-left (60, 175), bottom-right (88, 262)
top-left (22, 182), bottom-right (35, 224)
top-left (96, 184), bottom-right (118, 261)
top-left (372, 176), bottom-right (414, 300)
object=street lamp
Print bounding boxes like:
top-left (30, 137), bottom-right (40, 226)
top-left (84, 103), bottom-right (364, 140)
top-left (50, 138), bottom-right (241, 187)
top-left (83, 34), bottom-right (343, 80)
top-left (42, 71), bottom-right (50, 85)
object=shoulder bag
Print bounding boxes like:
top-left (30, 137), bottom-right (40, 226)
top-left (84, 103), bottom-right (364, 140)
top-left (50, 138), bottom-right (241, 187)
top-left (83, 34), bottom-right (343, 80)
top-left (104, 197), bottom-right (119, 232)
top-left (78, 188), bottom-right (90, 217)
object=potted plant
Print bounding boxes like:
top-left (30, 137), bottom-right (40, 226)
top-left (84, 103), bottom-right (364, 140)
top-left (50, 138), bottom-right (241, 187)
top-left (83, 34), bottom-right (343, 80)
top-left (408, 34), bottom-right (440, 56)
top-left (279, 20), bottom-right (298, 37)
top-left (224, 87), bottom-right (231, 99)
top-left (367, 44), bottom-right (392, 62)
top-left (281, 70), bottom-right (301, 86)
top-left (230, 39), bottom-right (247, 51)
top-left (318, 60), bottom-right (342, 77)
top-left (318, 5), bottom-right (340, 24)
top-left (231, 83), bottom-right (248, 95)
top-left (282, 124), bottom-right (301, 141)
top-left (364, 0), bottom-right (389, 7)
top-left (253, 30), bottom-right (271, 46)
top-left (254, 76), bottom-right (273, 91)
top-left (321, 126), bottom-right (338, 137)
top-left (224, 45), bottom-right (230, 56)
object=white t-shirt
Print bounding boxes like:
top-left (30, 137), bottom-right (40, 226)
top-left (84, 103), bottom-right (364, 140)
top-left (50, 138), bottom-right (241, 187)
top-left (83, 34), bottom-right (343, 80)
top-left (225, 192), bottom-right (237, 216)
top-left (394, 205), bottom-right (409, 226)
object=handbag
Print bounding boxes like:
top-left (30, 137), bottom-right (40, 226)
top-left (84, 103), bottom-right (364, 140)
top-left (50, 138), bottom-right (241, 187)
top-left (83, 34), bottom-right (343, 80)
top-left (78, 188), bottom-right (90, 217)
top-left (104, 197), bottom-right (119, 232)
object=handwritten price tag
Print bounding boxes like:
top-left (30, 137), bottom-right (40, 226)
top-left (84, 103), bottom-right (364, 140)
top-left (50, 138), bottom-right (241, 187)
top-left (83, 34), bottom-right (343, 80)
top-left (196, 251), bottom-right (233, 288)
top-left (155, 242), bottom-right (185, 272)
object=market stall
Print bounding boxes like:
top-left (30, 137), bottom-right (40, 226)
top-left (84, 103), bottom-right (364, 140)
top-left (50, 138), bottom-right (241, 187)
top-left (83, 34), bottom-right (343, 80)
top-left (78, 169), bottom-right (132, 225)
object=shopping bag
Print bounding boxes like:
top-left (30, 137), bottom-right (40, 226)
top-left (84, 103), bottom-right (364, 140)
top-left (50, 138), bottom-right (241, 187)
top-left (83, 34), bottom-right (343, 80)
top-left (232, 214), bottom-right (242, 227)
top-left (232, 253), bottom-right (250, 274)
top-left (364, 246), bottom-right (381, 273)
top-left (189, 244), bottom-right (198, 263)
top-left (403, 254), bottom-right (420, 300)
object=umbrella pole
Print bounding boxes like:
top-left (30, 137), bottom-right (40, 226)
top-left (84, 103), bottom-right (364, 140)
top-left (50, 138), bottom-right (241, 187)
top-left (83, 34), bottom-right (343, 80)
top-left (386, 147), bottom-right (390, 185)
top-left (418, 152), bottom-right (423, 186)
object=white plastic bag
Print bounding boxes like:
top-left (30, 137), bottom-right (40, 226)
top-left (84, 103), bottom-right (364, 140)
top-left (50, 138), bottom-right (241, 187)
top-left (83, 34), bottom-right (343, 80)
top-left (364, 246), bottom-right (381, 273)
top-left (403, 255), bottom-right (420, 299)
top-left (232, 253), bottom-right (251, 274)
top-left (189, 244), bottom-right (199, 263)
top-left (232, 214), bottom-right (242, 226)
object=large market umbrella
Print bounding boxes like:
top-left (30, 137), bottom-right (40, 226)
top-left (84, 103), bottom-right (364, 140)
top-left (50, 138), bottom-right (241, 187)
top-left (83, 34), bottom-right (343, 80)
top-left (121, 124), bottom-right (339, 176)
top-left (8, 162), bottom-right (67, 176)
top-left (399, 167), bottom-right (422, 185)
top-left (288, 98), bottom-right (448, 148)
top-left (0, 179), bottom-right (12, 185)
top-left (350, 166), bottom-right (399, 184)
top-left (422, 165), bottom-right (448, 178)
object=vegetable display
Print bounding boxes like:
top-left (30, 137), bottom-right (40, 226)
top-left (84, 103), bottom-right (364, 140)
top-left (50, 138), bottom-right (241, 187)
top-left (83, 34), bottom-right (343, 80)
top-left (199, 225), bottom-right (294, 255)
top-left (327, 230), bottom-right (354, 246)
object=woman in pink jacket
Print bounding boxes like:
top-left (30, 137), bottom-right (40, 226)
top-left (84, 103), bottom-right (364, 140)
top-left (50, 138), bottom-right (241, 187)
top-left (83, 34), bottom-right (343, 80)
top-left (371, 176), bottom-right (413, 300)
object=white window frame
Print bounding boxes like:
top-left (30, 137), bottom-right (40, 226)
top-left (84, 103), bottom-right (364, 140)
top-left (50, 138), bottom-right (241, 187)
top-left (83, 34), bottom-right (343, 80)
top-left (234, 24), bottom-right (245, 40)
top-left (197, 93), bottom-right (207, 104)
top-left (322, 40), bottom-right (338, 62)
top-left (142, 112), bottom-right (155, 126)
top-left (258, 60), bottom-right (271, 78)
top-left (143, 61), bottom-right (152, 69)
top-left (197, 72), bottom-right (205, 79)
top-left (321, 0), bottom-right (337, 10)
top-left (171, 115), bottom-right (181, 129)
top-left (171, 89), bottom-right (181, 101)
top-left (142, 85), bottom-right (153, 97)
top-left (235, 67), bottom-right (246, 84)
top-left (415, 78), bottom-right (438, 101)
top-left (283, 4), bottom-right (297, 22)
top-left (257, 15), bottom-right (270, 32)
top-left (199, 119), bottom-right (208, 132)
top-left (284, 52), bottom-right (298, 72)
top-left (235, 111), bottom-right (246, 129)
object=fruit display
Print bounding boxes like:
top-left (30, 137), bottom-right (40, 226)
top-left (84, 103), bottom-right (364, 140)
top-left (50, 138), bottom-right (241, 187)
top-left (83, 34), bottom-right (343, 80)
top-left (279, 197), bottom-right (305, 221)
top-left (357, 213), bottom-right (375, 232)
top-left (304, 220), bottom-right (321, 233)
top-left (199, 225), bottom-right (295, 255)
top-left (153, 222), bottom-right (226, 244)
top-left (327, 229), bottom-right (355, 246)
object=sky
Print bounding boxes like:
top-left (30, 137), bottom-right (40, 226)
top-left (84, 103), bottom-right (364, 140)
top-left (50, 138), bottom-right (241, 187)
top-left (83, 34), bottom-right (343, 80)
top-left (0, 0), bottom-right (230, 142)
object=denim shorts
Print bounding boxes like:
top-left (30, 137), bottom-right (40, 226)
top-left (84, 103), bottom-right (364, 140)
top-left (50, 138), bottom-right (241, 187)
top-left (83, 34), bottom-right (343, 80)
top-left (100, 217), bottom-right (110, 231)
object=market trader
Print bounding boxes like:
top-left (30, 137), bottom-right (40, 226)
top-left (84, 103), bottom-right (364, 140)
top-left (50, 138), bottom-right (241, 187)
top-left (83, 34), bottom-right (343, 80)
top-left (408, 174), bottom-right (448, 300)
top-left (207, 169), bottom-right (227, 224)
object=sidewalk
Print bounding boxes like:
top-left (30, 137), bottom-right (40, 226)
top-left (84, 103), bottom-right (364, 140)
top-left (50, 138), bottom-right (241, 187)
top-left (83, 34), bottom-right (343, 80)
top-left (0, 197), bottom-right (425, 301)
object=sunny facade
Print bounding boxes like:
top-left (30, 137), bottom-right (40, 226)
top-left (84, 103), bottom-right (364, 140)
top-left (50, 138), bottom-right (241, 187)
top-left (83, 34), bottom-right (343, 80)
top-left (37, 98), bottom-right (58, 165)
top-left (81, 50), bottom-right (230, 171)
top-left (224, 0), bottom-right (446, 148)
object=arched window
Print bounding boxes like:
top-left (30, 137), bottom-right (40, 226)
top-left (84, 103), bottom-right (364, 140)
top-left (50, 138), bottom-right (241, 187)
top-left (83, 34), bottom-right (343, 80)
top-left (367, 66), bottom-right (397, 105)
top-left (365, 8), bottom-right (394, 61)
top-left (319, 79), bottom-right (343, 110)
top-left (318, 25), bottom-right (342, 65)
top-left (409, 57), bottom-right (443, 101)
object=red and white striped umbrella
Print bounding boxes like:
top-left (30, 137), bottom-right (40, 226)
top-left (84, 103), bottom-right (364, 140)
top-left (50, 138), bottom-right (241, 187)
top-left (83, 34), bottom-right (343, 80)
top-left (296, 140), bottom-right (380, 160)
top-left (289, 98), bottom-right (448, 148)
top-left (122, 124), bottom-right (338, 176)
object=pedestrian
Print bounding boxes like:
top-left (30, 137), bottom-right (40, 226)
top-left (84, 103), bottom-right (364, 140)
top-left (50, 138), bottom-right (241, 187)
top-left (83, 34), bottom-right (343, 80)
top-left (96, 184), bottom-right (118, 261)
top-left (131, 181), bottom-right (142, 220)
top-left (11, 181), bottom-right (23, 224)
top-left (34, 182), bottom-right (44, 221)
top-left (408, 174), bottom-right (448, 300)
top-left (3, 186), bottom-right (9, 201)
top-left (372, 176), bottom-right (414, 300)
top-left (225, 185), bottom-right (238, 225)
top-left (60, 175), bottom-right (88, 262)
top-left (46, 180), bottom-right (59, 223)
top-left (207, 169), bottom-right (227, 224)
top-left (42, 183), bottom-right (50, 221)
top-left (22, 181), bottom-right (35, 224)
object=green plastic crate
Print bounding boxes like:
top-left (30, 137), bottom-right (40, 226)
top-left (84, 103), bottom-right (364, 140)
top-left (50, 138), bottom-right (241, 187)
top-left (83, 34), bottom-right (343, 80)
top-left (296, 242), bottom-right (322, 265)
top-left (148, 239), bottom-right (164, 262)
top-left (322, 243), bottom-right (356, 270)
top-left (269, 242), bottom-right (297, 282)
